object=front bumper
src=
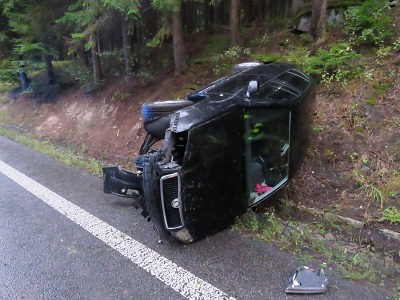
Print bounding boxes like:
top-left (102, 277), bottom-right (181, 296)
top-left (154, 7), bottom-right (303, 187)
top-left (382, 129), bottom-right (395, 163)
top-left (102, 166), bottom-right (142, 197)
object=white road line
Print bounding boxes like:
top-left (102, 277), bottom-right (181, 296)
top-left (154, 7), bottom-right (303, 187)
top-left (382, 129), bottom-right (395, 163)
top-left (0, 159), bottom-right (235, 300)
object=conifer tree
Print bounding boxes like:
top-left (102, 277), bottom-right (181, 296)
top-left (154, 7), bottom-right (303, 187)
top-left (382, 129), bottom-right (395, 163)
top-left (1, 0), bottom-right (73, 85)
top-left (151, 0), bottom-right (187, 75)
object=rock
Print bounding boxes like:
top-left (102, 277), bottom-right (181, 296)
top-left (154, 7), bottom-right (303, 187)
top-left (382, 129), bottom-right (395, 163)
top-left (295, 8), bottom-right (344, 33)
top-left (312, 233), bottom-right (324, 241)
top-left (384, 255), bottom-right (394, 268)
top-left (84, 86), bottom-right (99, 95)
top-left (361, 166), bottom-right (370, 172)
top-left (330, 242), bottom-right (342, 250)
top-left (336, 240), bottom-right (347, 246)
top-left (296, 16), bottom-right (310, 32)
top-left (283, 226), bottom-right (292, 237)
top-left (327, 9), bottom-right (345, 25)
top-left (324, 233), bottom-right (335, 241)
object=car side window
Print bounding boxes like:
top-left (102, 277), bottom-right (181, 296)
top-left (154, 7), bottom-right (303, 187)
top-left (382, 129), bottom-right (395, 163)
top-left (244, 109), bottom-right (291, 206)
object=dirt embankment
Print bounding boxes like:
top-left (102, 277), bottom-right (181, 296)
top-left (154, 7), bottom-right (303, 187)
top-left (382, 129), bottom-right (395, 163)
top-left (1, 76), bottom-right (189, 162)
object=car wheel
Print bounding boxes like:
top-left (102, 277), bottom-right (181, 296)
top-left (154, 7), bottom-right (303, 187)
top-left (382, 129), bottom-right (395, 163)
top-left (232, 62), bottom-right (263, 73)
top-left (142, 100), bottom-right (193, 122)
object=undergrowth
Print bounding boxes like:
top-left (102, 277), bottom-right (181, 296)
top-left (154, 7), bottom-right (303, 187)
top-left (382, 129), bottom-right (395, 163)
top-left (232, 208), bottom-right (385, 284)
top-left (0, 125), bottom-right (102, 175)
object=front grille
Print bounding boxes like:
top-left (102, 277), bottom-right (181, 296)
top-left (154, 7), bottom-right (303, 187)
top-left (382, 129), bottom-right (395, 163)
top-left (160, 173), bottom-right (184, 230)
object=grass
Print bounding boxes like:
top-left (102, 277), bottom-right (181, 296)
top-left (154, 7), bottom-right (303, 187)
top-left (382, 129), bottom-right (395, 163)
top-left (394, 279), bottom-right (400, 300)
top-left (0, 83), bottom-right (17, 94)
top-left (0, 125), bottom-right (102, 176)
top-left (201, 34), bottom-right (230, 57)
top-left (0, 110), bottom-right (11, 123)
top-left (231, 208), bottom-right (383, 284)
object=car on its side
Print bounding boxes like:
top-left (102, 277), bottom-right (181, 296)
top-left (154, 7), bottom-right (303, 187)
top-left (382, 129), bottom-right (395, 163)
top-left (103, 62), bottom-right (316, 244)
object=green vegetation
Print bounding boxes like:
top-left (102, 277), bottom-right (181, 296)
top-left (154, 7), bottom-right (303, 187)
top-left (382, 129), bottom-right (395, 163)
top-left (55, 60), bottom-right (93, 88)
top-left (232, 209), bottom-right (379, 282)
top-left (252, 42), bottom-right (363, 83)
top-left (363, 184), bottom-right (384, 210)
top-left (0, 125), bottom-right (102, 176)
top-left (0, 59), bottom-right (20, 86)
top-left (112, 89), bottom-right (131, 101)
top-left (306, 42), bottom-right (363, 83)
top-left (344, 0), bottom-right (393, 45)
top-left (313, 124), bottom-right (324, 132)
top-left (201, 34), bottom-right (230, 58)
top-left (394, 279), bottom-right (400, 300)
top-left (381, 207), bottom-right (400, 224)
top-left (210, 46), bottom-right (251, 75)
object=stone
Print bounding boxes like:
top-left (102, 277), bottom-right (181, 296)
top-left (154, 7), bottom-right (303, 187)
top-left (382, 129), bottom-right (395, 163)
top-left (297, 16), bottom-right (310, 32)
top-left (384, 255), bottom-right (394, 268)
top-left (324, 233), bottom-right (335, 241)
top-left (312, 233), bottom-right (324, 241)
top-left (361, 166), bottom-right (370, 172)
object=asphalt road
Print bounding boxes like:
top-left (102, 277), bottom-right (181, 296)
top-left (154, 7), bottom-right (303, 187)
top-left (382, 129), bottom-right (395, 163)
top-left (0, 135), bottom-right (390, 300)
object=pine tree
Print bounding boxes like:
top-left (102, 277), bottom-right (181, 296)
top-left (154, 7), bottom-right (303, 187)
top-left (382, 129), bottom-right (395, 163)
top-left (151, 0), bottom-right (187, 75)
top-left (57, 0), bottom-right (140, 85)
top-left (1, 0), bottom-right (74, 85)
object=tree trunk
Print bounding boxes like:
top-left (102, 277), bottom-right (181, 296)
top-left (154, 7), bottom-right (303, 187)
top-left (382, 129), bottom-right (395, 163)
top-left (215, 0), bottom-right (229, 26)
top-left (121, 17), bottom-right (132, 78)
top-left (183, 1), bottom-right (195, 33)
top-left (230, 0), bottom-right (239, 47)
top-left (91, 33), bottom-right (102, 86)
top-left (256, 0), bottom-right (266, 22)
top-left (171, 1), bottom-right (187, 75)
top-left (79, 41), bottom-right (90, 68)
top-left (204, 0), bottom-right (214, 33)
top-left (43, 53), bottom-right (56, 84)
top-left (309, 0), bottom-right (327, 41)
top-left (19, 72), bottom-right (30, 90)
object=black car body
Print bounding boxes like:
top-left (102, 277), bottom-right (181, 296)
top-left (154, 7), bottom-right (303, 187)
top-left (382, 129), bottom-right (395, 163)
top-left (103, 62), bottom-right (316, 244)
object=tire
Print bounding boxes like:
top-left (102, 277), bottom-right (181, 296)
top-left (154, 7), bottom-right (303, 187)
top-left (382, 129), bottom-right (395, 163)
top-left (232, 62), bottom-right (263, 73)
top-left (142, 100), bottom-right (193, 122)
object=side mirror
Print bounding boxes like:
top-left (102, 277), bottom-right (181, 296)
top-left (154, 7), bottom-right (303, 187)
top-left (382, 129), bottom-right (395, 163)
top-left (246, 80), bottom-right (258, 97)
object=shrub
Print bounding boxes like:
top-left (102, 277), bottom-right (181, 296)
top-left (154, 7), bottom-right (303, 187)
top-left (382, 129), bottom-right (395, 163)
top-left (252, 42), bottom-right (362, 83)
top-left (305, 42), bottom-right (362, 83)
top-left (381, 206), bottom-right (400, 224)
top-left (211, 46), bottom-right (251, 75)
top-left (57, 60), bottom-right (92, 87)
top-left (392, 38), bottom-right (400, 51)
top-left (0, 59), bottom-right (23, 84)
top-left (344, 0), bottom-right (393, 45)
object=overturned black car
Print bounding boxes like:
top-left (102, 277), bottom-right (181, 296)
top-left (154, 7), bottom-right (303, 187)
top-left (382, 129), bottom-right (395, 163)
top-left (103, 62), bottom-right (316, 244)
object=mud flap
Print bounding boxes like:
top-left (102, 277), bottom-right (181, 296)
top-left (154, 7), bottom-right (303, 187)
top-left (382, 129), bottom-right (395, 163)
top-left (103, 166), bottom-right (143, 197)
